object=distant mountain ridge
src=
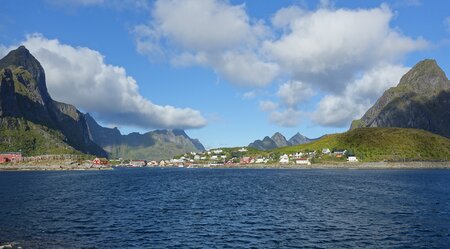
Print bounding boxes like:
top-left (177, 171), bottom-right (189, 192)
top-left (85, 113), bottom-right (205, 161)
top-left (0, 46), bottom-right (107, 157)
top-left (350, 59), bottom-right (450, 139)
top-left (249, 132), bottom-right (314, 150)
top-left (0, 46), bottom-right (206, 159)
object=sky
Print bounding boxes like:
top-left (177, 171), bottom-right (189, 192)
top-left (1, 0), bottom-right (449, 149)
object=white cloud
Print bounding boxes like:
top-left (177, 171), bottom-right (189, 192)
top-left (133, 2), bottom-right (428, 128)
top-left (269, 108), bottom-right (303, 127)
top-left (242, 91), bottom-right (256, 100)
top-left (259, 100), bottom-right (279, 112)
top-left (134, 0), bottom-right (278, 86)
top-left (277, 80), bottom-right (315, 107)
top-left (263, 5), bottom-right (427, 91)
top-left (444, 17), bottom-right (450, 33)
top-left (271, 6), bottom-right (305, 29)
top-left (10, 34), bottom-right (206, 130)
top-left (311, 64), bottom-right (409, 127)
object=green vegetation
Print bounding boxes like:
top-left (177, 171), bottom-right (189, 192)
top-left (0, 117), bottom-right (81, 156)
top-left (273, 127), bottom-right (450, 162)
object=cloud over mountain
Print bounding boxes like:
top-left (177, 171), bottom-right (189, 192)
top-left (134, 1), bottom-right (427, 127)
top-left (1, 34), bottom-right (206, 130)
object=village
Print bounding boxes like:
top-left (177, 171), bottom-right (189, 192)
top-left (0, 147), bottom-right (359, 169)
top-left (115, 147), bottom-right (359, 168)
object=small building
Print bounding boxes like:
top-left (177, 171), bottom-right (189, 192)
top-left (322, 148), bottom-right (331, 155)
top-left (0, 152), bottom-right (22, 163)
top-left (240, 157), bottom-right (252, 164)
top-left (92, 158), bottom-right (109, 165)
top-left (295, 158), bottom-right (311, 165)
top-left (129, 160), bottom-right (147, 167)
top-left (334, 149), bottom-right (347, 158)
top-left (347, 156), bottom-right (358, 162)
top-left (210, 155), bottom-right (218, 160)
top-left (238, 148), bottom-right (248, 152)
top-left (279, 154), bottom-right (289, 164)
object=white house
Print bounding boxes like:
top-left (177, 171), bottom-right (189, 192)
top-left (348, 156), bottom-right (358, 162)
top-left (212, 149), bottom-right (223, 154)
top-left (238, 148), bottom-right (248, 152)
top-left (279, 154), bottom-right (289, 164)
top-left (322, 148), bottom-right (331, 154)
top-left (295, 158), bottom-right (311, 165)
top-left (210, 155), bottom-right (218, 160)
top-left (194, 155), bottom-right (201, 161)
top-left (255, 158), bottom-right (265, 164)
top-left (220, 155), bottom-right (227, 159)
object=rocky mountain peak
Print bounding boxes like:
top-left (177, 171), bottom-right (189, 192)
top-left (0, 45), bottom-right (51, 103)
top-left (271, 132), bottom-right (290, 148)
top-left (398, 59), bottom-right (449, 93)
top-left (350, 58), bottom-right (450, 138)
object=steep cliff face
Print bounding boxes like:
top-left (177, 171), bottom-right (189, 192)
top-left (0, 46), bottom-right (107, 157)
top-left (350, 59), bottom-right (450, 138)
top-left (85, 113), bottom-right (205, 160)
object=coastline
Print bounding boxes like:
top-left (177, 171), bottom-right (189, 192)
top-left (0, 160), bottom-right (113, 171)
top-left (1, 161), bottom-right (449, 171)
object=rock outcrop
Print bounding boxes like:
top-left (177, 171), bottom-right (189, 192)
top-left (350, 59), bottom-right (450, 138)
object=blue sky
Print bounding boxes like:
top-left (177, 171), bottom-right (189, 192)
top-left (1, 0), bottom-right (449, 148)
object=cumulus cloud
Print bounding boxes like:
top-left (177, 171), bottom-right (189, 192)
top-left (311, 64), bottom-right (409, 126)
top-left (271, 6), bottom-right (305, 29)
top-left (263, 5), bottom-right (427, 91)
top-left (134, 0), bottom-right (278, 86)
top-left (277, 80), bottom-right (315, 107)
top-left (269, 108), bottom-right (303, 127)
top-left (133, 2), bottom-right (427, 128)
top-left (259, 100), bottom-right (279, 112)
top-left (8, 34), bottom-right (206, 130)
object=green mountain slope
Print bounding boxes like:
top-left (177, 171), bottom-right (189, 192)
top-left (0, 117), bottom-right (80, 156)
top-left (0, 46), bottom-right (107, 157)
top-left (274, 128), bottom-right (450, 162)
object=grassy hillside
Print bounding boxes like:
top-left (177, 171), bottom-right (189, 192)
top-left (0, 117), bottom-right (81, 156)
top-left (274, 128), bottom-right (450, 162)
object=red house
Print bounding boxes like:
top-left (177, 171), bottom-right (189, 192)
top-left (0, 153), bottom-right (23, 163)
top-left (92, 158), bottom-right (109, 165)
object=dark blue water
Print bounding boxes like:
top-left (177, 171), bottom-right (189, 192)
top-left (0, 168), bottom-right (449, 248)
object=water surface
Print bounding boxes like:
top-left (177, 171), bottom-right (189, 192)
top-left (0, 168), bottom-right (449, 248)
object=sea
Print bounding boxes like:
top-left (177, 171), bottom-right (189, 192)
top-left (0, 168), bottom-right (449, 248)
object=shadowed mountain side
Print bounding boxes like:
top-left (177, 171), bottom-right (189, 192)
top-left (85, 113), bottom-right (205, 161)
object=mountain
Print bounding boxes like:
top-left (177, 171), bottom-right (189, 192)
top-left (289, 132), bottom-right (312, 145)
top-left (274, 127), bottom-right (450, 162)
top-left (85, 113), bottom-right (205, 161)
top-left (0, 46), bottom-right (107, 157)
top-left (249, 132), bottom-right (312, 150)
top-left (350, 59), bottom-right (450, 138)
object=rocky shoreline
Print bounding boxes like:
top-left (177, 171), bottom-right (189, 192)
top-left (0, 160), bottom-right (112, 171)
top-left (195, 161), bottom-right (450, 170)
top-left (1, 161), bottom-right (449, 171)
